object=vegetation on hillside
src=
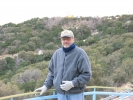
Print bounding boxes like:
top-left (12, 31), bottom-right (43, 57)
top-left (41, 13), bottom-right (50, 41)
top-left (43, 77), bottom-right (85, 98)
top-left (0, 14), bottom-right (133, 97)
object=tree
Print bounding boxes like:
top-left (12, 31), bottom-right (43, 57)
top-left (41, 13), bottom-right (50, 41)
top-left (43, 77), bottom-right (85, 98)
top-left (0, 59), bottom-right (7, 75)
top-left (74, 25), bottom-right (91, 40)
top-left (112, 67), bottom-right (127, 86)
top-left (121, 58), bottom-right (133, 79)
top-left (18, 51), bottom-right (36, 64)
top-left (0, 81), bottom-right (21, 97)
top-left (5, 57), bottom-right (15, 70)
top-left (27, 41), bottom-right (36, 51)
top-left (89, 63), bottom-right (104, 86)
top-left (17, 68), bottom-right (42, 92)
top-left (112, 41), bottom-right (124, 51)
top-left (11, 40), bottom-right (21, 47)
top-left (29, 36), bottom-right (40, 47)
top-left (19, 45), bottom-right (29, 51)
top-left (8, 46), bottom-right (18, 55)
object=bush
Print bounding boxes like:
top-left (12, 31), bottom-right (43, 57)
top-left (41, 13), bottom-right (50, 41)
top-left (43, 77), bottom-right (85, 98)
top-left (0, 81), bottom-right (21, 97)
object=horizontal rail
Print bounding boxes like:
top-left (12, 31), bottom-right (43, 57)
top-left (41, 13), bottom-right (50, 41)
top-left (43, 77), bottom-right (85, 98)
top-left (0, 86), bottom-right (133, 100)
top-left (0, 89), bottom-right (55, 100)
top-left (24, 91), bottom-right (133, 100)
top-left (0, 92), bottom-right (38, 100)
top-left (87, 86), bottom-right (133, 90)
top-left (101, 90), bottom-right (130, 100)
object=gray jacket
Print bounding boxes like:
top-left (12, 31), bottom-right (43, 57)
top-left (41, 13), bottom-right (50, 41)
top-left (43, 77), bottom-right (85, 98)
top-left (44, 46), bottom-right (92, 94)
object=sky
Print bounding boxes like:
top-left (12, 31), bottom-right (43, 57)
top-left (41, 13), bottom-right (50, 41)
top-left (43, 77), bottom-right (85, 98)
top-left (0, 0), bottom-right (133, 25)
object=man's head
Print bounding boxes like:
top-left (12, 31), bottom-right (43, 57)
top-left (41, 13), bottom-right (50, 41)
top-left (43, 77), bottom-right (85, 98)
top-left (60, 30), bottom-right (74, 48)
top-left (61, 30), bottom-right (74, 38)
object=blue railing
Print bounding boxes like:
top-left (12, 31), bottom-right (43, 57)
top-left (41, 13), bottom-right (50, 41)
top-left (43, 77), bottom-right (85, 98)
top-left (0, 86), bottom-right (133, 100)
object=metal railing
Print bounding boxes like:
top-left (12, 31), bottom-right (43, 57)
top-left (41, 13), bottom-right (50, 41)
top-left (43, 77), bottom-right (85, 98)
top-left (0, 86), bottom-right (133, 100)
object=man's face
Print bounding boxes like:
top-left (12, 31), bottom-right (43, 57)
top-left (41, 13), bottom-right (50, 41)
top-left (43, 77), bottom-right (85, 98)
top-left (61, 37), bottom-right (74, 48)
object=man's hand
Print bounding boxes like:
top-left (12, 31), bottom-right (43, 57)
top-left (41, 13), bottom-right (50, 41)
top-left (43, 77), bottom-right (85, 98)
top-left (34, 85), bottom-right (47, 95)
top-left (60, 81), bottom-right (74, 91)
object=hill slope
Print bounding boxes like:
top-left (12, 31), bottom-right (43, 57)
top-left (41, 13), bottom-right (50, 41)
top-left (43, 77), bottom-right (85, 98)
top-left (0, 15), bottom-right (133, 96)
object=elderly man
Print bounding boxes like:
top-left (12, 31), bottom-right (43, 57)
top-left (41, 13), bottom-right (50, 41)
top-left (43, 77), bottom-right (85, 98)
top-left (34, 30), bottom-right (92, 100)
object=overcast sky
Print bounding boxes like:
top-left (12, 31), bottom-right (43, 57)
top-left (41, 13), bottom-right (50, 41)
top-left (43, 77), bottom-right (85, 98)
top-left (0, 0), bottom-right (133, 25)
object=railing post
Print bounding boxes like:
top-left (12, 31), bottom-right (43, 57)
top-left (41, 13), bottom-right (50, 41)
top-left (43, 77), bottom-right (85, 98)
top-left (121, 95), bottom-right (124, 100)
top-left (92, 88), bottom-right (96, 100)
top-left (53, 90), bottom-right (56, 95)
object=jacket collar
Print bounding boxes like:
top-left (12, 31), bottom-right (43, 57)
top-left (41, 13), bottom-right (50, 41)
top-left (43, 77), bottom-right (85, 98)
top-left (62, 43), bottom-right (75, 53)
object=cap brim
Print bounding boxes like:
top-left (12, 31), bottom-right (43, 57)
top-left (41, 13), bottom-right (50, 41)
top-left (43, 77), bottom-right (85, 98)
top-left (61, 35), bottom-right (73, 38)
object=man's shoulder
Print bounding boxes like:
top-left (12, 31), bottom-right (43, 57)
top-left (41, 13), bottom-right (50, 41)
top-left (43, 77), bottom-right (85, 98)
top-left (56, 48), bottom-right (62, 52)
top-left (53, 48), bottom-right (63, 55)
top-left (75, 46), bottom-right (85, 52)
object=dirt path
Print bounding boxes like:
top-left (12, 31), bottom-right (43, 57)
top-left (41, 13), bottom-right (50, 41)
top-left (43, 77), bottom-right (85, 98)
top-left (0, 53), bottom-right (18, 60)
top-left (0, 51), bottom-right (38, 60)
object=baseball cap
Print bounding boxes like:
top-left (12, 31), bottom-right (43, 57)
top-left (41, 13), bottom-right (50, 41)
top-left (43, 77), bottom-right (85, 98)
top-left (60, 30), bottom-right (74, 38)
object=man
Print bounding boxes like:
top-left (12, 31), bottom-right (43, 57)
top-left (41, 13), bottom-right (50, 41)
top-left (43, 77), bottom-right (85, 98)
top-left (34, 30), bottom-right (92, 100)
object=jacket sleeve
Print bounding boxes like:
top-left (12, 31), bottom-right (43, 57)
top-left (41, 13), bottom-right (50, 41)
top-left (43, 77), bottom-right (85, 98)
top-left (72, 51), bottom-right (92, 87)
top-left (43, 58), bottom-right (54, 89)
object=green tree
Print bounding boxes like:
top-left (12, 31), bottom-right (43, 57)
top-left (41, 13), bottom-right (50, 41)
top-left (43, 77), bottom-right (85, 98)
top-left (0, 81), bottom-right (21, 97)
top-left (17, 69), bottom-right (42, 92)
top-left (5, 57), bottom-right (15, 70)
top-left (0, 59), bottom-right (7, 75)
top-left (112, 41), bottom-right (124, 51)
top-left (8, 46), bottom-right (18, 55)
